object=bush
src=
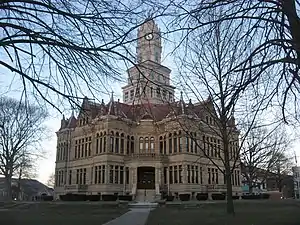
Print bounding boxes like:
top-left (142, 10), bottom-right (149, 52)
top-left (118, 195), bottom-right (132, 201)
top-left (241, 194), bottom-right (264, 200)
top-left (261, 193), bottom-right (270, 199)
top-left (102, 194), bottom-right (118, 201)
top-left (232, 195), bottom-right (240, 200)
top-left (196, 193), bottom-right (208, 201)
top-left (87, 195), bottom-right (101, 201)
top-left (166, 196), bottom-right (175, 201)
top-left (42, 195), bottom-right (53, 201)
top-left (179, 194), bottom-right (190, 201)
top-left (211, 193), bottom-right (226, 200)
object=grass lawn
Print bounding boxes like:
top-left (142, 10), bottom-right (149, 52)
top-left (146, 200), bottom-right (300, 225)
top-left (0, 201), bottom-right (128, 225)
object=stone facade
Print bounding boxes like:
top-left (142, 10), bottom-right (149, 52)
top-left (292, 166), bottom-right (300, 199)
top-left (54, 19), bottom-right (242, 200)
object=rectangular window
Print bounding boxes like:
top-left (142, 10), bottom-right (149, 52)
top-left (109, 165), bottom-right (114, 183)
top-left (208, 168), bottom-right (211, 184)
top-left (195, 166), bottom-right (199, 184)
top-left (191, 166), bottom-right (195, 183)
top-left (200, 167), bottom-right (203, 184)
top-left (102, 166), bottom-right (105, 184)
top-left (126, 167), bottom-right (129, 184)
top-left (120, 166), bottom-right (124, 184)
top-left (76, 169), bottom-right (79, 184)
top-left (83, 168), bottom-right (87, 184)
top-left (75, 145), bottom-right (77, 158)
top-left (94, 166), bottom-right (98, 184)
top-left (179, 165), bottom-right (182, 183)
top-left (216, 169), bottom-right (219, 184)
top-left (68, 170), bottom-right (72, 185)
top-left (98, 166), bottom-right (101, 184)
top-left (115, 166), bottom-right (119, 184)
top-left (164, 167), bottom-right (167, 184)
top-left (103, 136), bottom-right (106, 152)
top-left (96, 138), bottom-right (99, 154)
top-left (174, 166), bottom-right (178, 183)
top-left (187, 165), bottom-right (190, 183)
top-left (124, 92), bottom-right (129, 102)
top-left (169, 166), bottom-right (173, 184)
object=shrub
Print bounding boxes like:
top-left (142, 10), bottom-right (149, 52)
top-left (241, 194), bottom-right (262, 200)
top-left (118, 195), bottom-right (133, 201)
top-left (102, 194), bottom-right (118, 201)
top-left (196, 193), bottom-right (208, 201)
top-left (87, 195), bottom-right (101, 201)
top-left (179, 194), bottom-right (190, 201)
top-left (166, 195), bottom-right (175, 201)
top-left (232, 195), bottom-right (240, 200)
top-left (42, 195), bottom-right (53, 201)
top-left (211, 193), bottom-right (226, 200)
top-left (261, 193), bottom-right (270, 199)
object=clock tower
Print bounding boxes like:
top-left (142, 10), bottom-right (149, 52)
top-left (122, 19), bottom-right (175, 105)
top-left (136, 19), bottom-right (162, 64)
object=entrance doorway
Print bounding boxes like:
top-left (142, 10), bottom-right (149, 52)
top-left (137, 167), bottom-right (155, 189)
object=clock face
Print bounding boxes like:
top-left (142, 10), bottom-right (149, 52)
top-left (145, 33), bottom-right (154, 40)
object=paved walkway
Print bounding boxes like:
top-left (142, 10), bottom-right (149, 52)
top-left (103, 208), bottom-right (151, 225)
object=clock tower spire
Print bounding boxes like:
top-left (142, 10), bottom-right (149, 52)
top-left (122, 19), bottom-right (175, 105)
top-left (136, 19), bottom-right (162, 64)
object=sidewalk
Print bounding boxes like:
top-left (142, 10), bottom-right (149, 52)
top-left (103, 208), bottom-right (151, 225)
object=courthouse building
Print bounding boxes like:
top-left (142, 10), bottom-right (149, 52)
top-left (54, 19), bottom-right (242, 201)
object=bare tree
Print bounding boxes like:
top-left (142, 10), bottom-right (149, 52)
top-left (0, 0), bottom-right (164, 110)
top-left (47, 173), bottom-right (55, 188)
top-left (164, 0), bottom-right (300, 122)
top-left (241, 123), bottom-right (291, 193)
top-left (269, 152), bottom-right (294, 192)
top-left (0, 97), bottom-right (48, 200)
top-left (169, 9), bottom-right (276, 215)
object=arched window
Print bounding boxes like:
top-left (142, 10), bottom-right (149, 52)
top-left (120, 133), bottom-right (125, 154)
top-left (115, 132), bottom-right (120, 153)
top-left (159, 136), bottom-right (163, 154)
top-left (163, 135), bottom-right (167, 154)
top-left (126, 135), bottom-right (130, 155)
top-left (150, 137), bottom-right (155, 152)
top-left (139, 137), bottom-right (144, 153)
top-left (145, 137), bottom-right (149, 152)
top-left (131, 136), bottom-right (135, 153)
top-left (190, 132), bottom-right (194, 153)
top-left (173, 132), bottom-right (177, 153)
top-left (179, 131), bottom-right (183, 152)
top-left (110, 131), bottom-right (114, 152)
top-left (103, 132), bottom-right (106, 153)
top-left (194, 132), bottom-right (197, 153)
top-left (96, 133), bottom-right (99, 154)
top-left (99, 132), bottom-right (103, 153)
top-left (168, 133), bottom-right (172, 154)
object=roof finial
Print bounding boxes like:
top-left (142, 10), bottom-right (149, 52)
top-left (108, 91), bottom-right (114, 115)
top-left (180, 91), bottom-right (185, 114)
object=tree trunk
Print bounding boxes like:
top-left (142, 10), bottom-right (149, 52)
top-left (223, 134), bottom-right (235, 215)
top-left (225, 161), bottom-right (235, 215)
top-left (4, 176), bottom-right (12, 201)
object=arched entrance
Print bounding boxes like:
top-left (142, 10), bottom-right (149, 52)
top-left (137, 167), bottom-right (155, 189)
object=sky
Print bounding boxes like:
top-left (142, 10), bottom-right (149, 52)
top-left (1, 19), bottom-right (300, 185)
